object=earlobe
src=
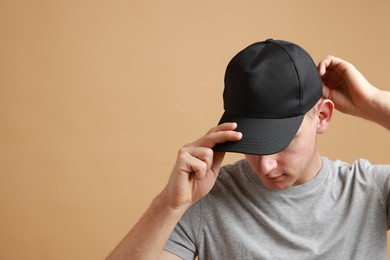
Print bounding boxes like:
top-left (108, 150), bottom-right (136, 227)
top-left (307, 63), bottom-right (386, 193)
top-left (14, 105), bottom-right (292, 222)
top-left (316, 99), bottom-right (334, 134)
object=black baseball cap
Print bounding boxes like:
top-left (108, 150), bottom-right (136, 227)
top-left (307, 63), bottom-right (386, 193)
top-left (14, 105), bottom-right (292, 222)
top-left (213, 39), bottom-right (322, 155)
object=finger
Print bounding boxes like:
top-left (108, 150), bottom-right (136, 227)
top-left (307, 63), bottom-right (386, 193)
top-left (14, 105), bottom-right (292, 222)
top-left (206, 122), bottom-right (238, 134)
top-left (177, 151), bottom-right (207, 180)
top-left (179, 147), bottom-right (214, 179)
top-left (317, 55), bottom-right (334, 76)
top-left (323, 56), bottom-right (352, 76)
top-left (185, 123), bottom-right (242, 149)
top-left (194, 130), bottom-right (242, 148)
top-left (322, 85), bottom-right (331, 100)
top-left (190, 159), bottom-right (208, 180)
top-left (318, 55), bottom-right (350, 78)
top-left (185, 147), bottom-right (226, 179)
top-left (190, 147), bottom-right (214, 171)
top-left (211, 151), bottom-right (225, 174)
top-left (181, 144), bottom-right (227, 177)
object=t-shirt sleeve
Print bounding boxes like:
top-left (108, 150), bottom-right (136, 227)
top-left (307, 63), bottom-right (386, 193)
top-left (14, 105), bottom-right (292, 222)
top-left (360, 159), bottom-right (390, 228)
top-left (164, 199), bottom-right (203, 260)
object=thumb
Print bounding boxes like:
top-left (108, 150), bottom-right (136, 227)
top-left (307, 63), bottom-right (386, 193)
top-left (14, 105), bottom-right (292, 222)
top-left (211, 151), bottom-right (225, 174)
top-left (322, 85), bottom-right (331, 99)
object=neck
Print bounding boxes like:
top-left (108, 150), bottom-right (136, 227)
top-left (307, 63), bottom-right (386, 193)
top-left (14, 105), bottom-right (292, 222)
top-left (295, 149), bottom-right (323, 185)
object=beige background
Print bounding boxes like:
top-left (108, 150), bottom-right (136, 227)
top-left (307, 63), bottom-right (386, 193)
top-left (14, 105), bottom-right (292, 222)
top-left (1, 1), bottom-right (389, 259)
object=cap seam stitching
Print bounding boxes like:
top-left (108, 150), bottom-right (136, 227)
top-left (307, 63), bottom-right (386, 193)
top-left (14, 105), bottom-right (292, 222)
top-left (247, 43), bottom-right (267, 72)
top-left (269, 41), bottom-right (302, 114)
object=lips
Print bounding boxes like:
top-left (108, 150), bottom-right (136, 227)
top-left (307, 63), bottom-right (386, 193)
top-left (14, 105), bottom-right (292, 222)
top-left (266, 174), bottom-right (285, 181)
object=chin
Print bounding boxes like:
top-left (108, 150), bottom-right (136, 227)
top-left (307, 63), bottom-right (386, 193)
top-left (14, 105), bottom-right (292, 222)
top-left (264, 178), bottom-right (296, 190)
top-left (265, 183), bottom-right (292, 190)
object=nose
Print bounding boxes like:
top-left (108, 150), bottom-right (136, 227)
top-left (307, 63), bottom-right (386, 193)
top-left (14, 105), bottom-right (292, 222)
top-left (255, 154), bottom-right (278, 174)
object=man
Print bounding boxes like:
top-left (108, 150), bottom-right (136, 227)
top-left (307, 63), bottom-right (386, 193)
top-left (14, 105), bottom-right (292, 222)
top-left (108, 39), bottom-right (390, 259)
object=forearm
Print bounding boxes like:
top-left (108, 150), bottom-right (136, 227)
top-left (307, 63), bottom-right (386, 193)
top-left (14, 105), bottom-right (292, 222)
top-left (107, 190), bottom-right (186, 260)
top-left (363, 89), bottom-right (390, 130)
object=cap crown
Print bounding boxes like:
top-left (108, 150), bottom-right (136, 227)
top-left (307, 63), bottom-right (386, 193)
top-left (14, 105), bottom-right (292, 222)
top-left (223, 39), bottom-right (322, 119)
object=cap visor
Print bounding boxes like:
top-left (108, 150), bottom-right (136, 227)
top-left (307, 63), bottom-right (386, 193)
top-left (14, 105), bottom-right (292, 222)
top-left (213, 112), bottom-right (304, 155)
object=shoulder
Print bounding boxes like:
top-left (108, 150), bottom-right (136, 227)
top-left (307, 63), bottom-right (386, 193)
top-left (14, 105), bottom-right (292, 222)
top-left (219, 158), bottom-right (249, 173)
top-left (202, 159), bottom-right (260, 208)
top-left (324, 157), bottom-right (390, 193)
top-left (215, 159), bottom-right (253, 189)
top-left (325, 157), bottom-right (389, 176)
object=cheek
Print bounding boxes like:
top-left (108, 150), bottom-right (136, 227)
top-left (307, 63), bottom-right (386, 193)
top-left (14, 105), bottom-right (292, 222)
top-left (282, 136), bottom-right (316, 167)
top-left (292, 125), bottom-right (317, 153)
top-left (296, 141), bottom-right (314, 158)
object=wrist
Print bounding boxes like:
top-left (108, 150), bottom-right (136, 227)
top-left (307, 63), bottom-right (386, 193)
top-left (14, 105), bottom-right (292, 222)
top-left (155, 188), bottom-right (189, 218)
top-left (363, 88), bottom-right (390, 130)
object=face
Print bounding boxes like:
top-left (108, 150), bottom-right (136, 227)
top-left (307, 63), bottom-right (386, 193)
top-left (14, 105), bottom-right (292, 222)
top-left (245, 111), bottom-right (323, 190)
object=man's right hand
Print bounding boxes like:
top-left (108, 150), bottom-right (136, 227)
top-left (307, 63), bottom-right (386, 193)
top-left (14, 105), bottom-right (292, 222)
top-left (163, 122), bottom-right (242, 212)
top-left (107, 123), bottom-right (242, 260)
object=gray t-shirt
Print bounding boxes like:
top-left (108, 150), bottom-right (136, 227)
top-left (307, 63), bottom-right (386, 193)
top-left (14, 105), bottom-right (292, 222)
top-left (164, 157), bottom-right (390, 259)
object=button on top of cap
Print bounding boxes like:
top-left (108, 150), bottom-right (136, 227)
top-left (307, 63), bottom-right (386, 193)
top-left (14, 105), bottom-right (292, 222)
top-left (265, 38), bottom-right (274, 43)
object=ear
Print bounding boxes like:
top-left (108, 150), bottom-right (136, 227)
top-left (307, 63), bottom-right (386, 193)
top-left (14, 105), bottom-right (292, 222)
top-left (316, 99), bottom-right (334, 134)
